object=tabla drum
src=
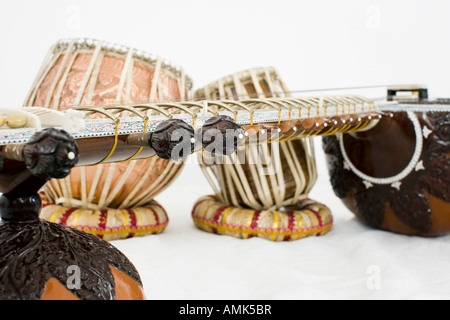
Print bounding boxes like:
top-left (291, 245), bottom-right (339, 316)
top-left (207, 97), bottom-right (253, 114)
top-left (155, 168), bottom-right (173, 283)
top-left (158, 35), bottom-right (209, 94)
top-left (322, 92), bottom-right (450, 237)
top-left (192, 67), bottom-right (333, 241)
top-left (24, 38), bottom-right (193, 240)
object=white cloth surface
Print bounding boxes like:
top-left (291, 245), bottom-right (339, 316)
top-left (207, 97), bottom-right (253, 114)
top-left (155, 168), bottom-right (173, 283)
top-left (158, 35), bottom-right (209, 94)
top-left (111, 138), bottom-right (450, 300)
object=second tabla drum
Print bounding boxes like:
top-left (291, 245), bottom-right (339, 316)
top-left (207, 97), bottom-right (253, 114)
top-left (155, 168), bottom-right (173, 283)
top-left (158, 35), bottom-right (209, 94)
top-left (192, 67), bottom-right (333, 241)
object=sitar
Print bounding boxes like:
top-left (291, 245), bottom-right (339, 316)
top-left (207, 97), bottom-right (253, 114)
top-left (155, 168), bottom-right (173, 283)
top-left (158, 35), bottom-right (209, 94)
top-left (1, 85), bottom-right (448, 233)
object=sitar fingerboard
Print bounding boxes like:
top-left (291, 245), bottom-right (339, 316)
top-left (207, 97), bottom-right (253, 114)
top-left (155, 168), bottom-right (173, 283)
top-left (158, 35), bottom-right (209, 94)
top-left (1, 94), bottom-right (436, 146)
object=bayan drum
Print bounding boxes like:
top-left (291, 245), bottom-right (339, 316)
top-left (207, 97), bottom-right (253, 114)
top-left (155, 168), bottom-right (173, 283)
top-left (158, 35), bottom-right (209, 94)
top-left (24, 38), bottom-right (193, 240)
top-left (192, 67), bottom-right (333, 241)
top-left (323, 88), bottom-right (450, 236)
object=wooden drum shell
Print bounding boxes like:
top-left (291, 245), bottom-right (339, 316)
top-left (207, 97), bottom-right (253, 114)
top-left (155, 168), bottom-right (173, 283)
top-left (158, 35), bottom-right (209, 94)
top-left (197, 67), bottom-right (318, 211)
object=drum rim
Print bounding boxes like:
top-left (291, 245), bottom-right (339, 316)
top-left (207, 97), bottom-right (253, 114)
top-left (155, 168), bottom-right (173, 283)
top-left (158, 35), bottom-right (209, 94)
top-left (195, 66), bottom-right (280, 99)
top-left (52, 37), bottom-right (194, 90)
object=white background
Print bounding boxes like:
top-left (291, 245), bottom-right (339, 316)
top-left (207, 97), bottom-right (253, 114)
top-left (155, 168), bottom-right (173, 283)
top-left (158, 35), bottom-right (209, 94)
top-left (1, 0), bottom-right (450, 300)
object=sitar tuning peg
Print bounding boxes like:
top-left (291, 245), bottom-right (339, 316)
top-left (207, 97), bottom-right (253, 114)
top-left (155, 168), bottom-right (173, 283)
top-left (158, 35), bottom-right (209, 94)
top-left (198, 115), bottom-right (244, 156)
top-left (150, 119), bottom-right (195, 162)
top-left (21, 128), bottom-right (79, 180)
